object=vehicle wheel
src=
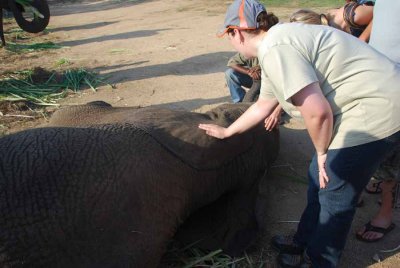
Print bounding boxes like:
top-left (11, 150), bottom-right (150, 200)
top-left (8, 0), bottom-right (50, 33)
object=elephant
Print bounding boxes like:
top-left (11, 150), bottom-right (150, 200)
top-left (0, 101), bottom-right (279, 267)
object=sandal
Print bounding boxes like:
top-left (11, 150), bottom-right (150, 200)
top-left (365, 179), bottom-right (382, 194)
top-left (356, 221), bottom-right (396, 243)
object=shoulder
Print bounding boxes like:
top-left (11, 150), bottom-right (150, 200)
top-left (264, 23), bottom-right (328, 49)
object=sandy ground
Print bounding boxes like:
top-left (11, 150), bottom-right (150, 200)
top-left (0, 0), bottom-right (399, 267)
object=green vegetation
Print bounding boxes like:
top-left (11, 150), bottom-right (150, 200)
top-left (15, 0), bottom-right (33, 6)
top-left (63, 68), bottom-right (104, 92)
top-left (164, 245), bottom-right (249, 268)
top-left (55, 58), bottom-right (71, 67)
top-left (109, 48), bottom-right (130, 54)
top-left (6, 42), bottom-right (64, 53)
top-left (260, 0), bottom-right (343, 7)
top-left (0, 68), bottom-right (109, 106)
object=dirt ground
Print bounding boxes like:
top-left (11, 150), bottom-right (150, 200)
top-left (0, 0), bottom-right (399, 267)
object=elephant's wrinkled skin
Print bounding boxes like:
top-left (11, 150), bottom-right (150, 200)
top-left (0, 101), bottom-right (279, 267)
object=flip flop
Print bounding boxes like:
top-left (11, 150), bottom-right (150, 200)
top-left (356, 221), bottom-right (396, 243)
top-left (365, 180), bottom-right (383, 194)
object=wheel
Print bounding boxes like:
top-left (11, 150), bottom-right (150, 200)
top-left (8, 0), bottom-right (50, 33)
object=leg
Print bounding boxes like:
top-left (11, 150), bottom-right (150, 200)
top-left (225, 68), bottom-right (253, 103)
top-left (356, 145), bottom-right (400, 242)
top-left (295, 132), bottom-right (400, 267)
top-left (292, 156), bottom-right (320, 248)
top-left (374, 180), bottom-right (396, 221)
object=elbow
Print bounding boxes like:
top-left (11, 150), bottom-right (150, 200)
top-left (308, 108), bottom-right (332, 125)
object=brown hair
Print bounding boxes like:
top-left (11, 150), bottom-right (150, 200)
top-left (257, 12), bottom-right (280, 31)
top-left (289, 9), bottom-right (329, 26)
top-left (228, 12), bottom-right (279, 36)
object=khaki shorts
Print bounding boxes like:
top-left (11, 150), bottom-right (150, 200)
top-left (374, 145), bottom-right (400, 182)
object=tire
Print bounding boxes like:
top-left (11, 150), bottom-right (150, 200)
top-left (8, 0), bottom-right (50, 33)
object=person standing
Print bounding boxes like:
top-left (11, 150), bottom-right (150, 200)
top-left (198, 0), bottom-right (400, 267)
top-left (355, 0), bottom-right (400, 243)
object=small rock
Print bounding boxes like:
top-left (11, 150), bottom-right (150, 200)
top-left (372, 253), bottom-right (382, 263)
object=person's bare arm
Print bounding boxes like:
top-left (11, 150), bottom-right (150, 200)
top-left (291, 82), bottom-right (333, 188)
top-left (198, 97), bottom-right (279, 139)
top-left (230, 65), bottom-right (261, 80)
top-left (354, 5), bottom-right (373, 26)
top-left (358, 20), bottom-right (372, 42)
top-left (230, 64), bottom-right (251, 76)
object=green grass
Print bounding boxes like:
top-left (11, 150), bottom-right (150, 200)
top-left (260, 0), bottom-right (344, 8)
top-left (0, 68), bottom-right (109, 106)
top-left (15, 0), bottom-right (33, 6)
top-left (6, 42), bottom-right (64, 53)
top-left (163, 242), bottom-right (249, 268)
top-left (5, 28), bottom-right (24, 34)
top-left (55, 58), bottom-right (71, 67)
top-left (109, 48), bottom-right (130, 54)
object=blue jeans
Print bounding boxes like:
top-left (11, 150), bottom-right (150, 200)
top-left (293, 131), bottom-right (400, 267)
top-left (225, 68), bottom-right (253, 103)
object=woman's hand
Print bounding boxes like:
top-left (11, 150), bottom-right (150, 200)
top-left (198, 124), bottom-right (229, 139)
top-left (199, 98), bottom-right (280, 140)
top-left (264, 105), bottom-right (282, 131)
top-left (264, 114), bottom-right (279, 131)
top-left (317, 153), bottom-right (329, 189)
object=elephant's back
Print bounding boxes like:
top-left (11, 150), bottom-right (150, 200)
top-left (0, 126), bottom-right (170, 267)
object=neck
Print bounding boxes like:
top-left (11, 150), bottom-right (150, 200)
top-left (253, 31), bottom-right (268, 57)
top-left (327, 8), bottom-right (349, 32)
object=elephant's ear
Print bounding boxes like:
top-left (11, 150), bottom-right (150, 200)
top-left (138, 103), bottom-right (254, 170)
top-left (49, 101), bottom-right (114, 126)
top-left (48, 101), bottom-right (141, 127)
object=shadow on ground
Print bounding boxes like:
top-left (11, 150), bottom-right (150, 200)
top-left (96, 51), bottom-right (235, 83)
top-left (49, 0), bottom-right (155, 16)
top-left (48, 21), bottom-right (119, 32)
top-left (57, 28), bottom-right (171, 47)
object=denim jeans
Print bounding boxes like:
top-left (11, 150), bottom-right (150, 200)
top-left (293, 131), bottom-right (400, 267)
top-left (225, 68), bottom-right (253, 103)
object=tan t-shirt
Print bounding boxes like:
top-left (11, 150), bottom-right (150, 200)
top-left (227, 53), bottom-right (259, 68)
top-left (258, 23), bottom-right (400, 149)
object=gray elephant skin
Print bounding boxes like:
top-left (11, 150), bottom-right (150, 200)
top-left (0, 101), bottom-right (279, 267)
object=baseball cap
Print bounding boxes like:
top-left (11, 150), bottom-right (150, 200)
top-left (217, 0), bottom-right (267, 37)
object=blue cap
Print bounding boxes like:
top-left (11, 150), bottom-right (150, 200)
top-left (217, 0), bottom-right (266, 37)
